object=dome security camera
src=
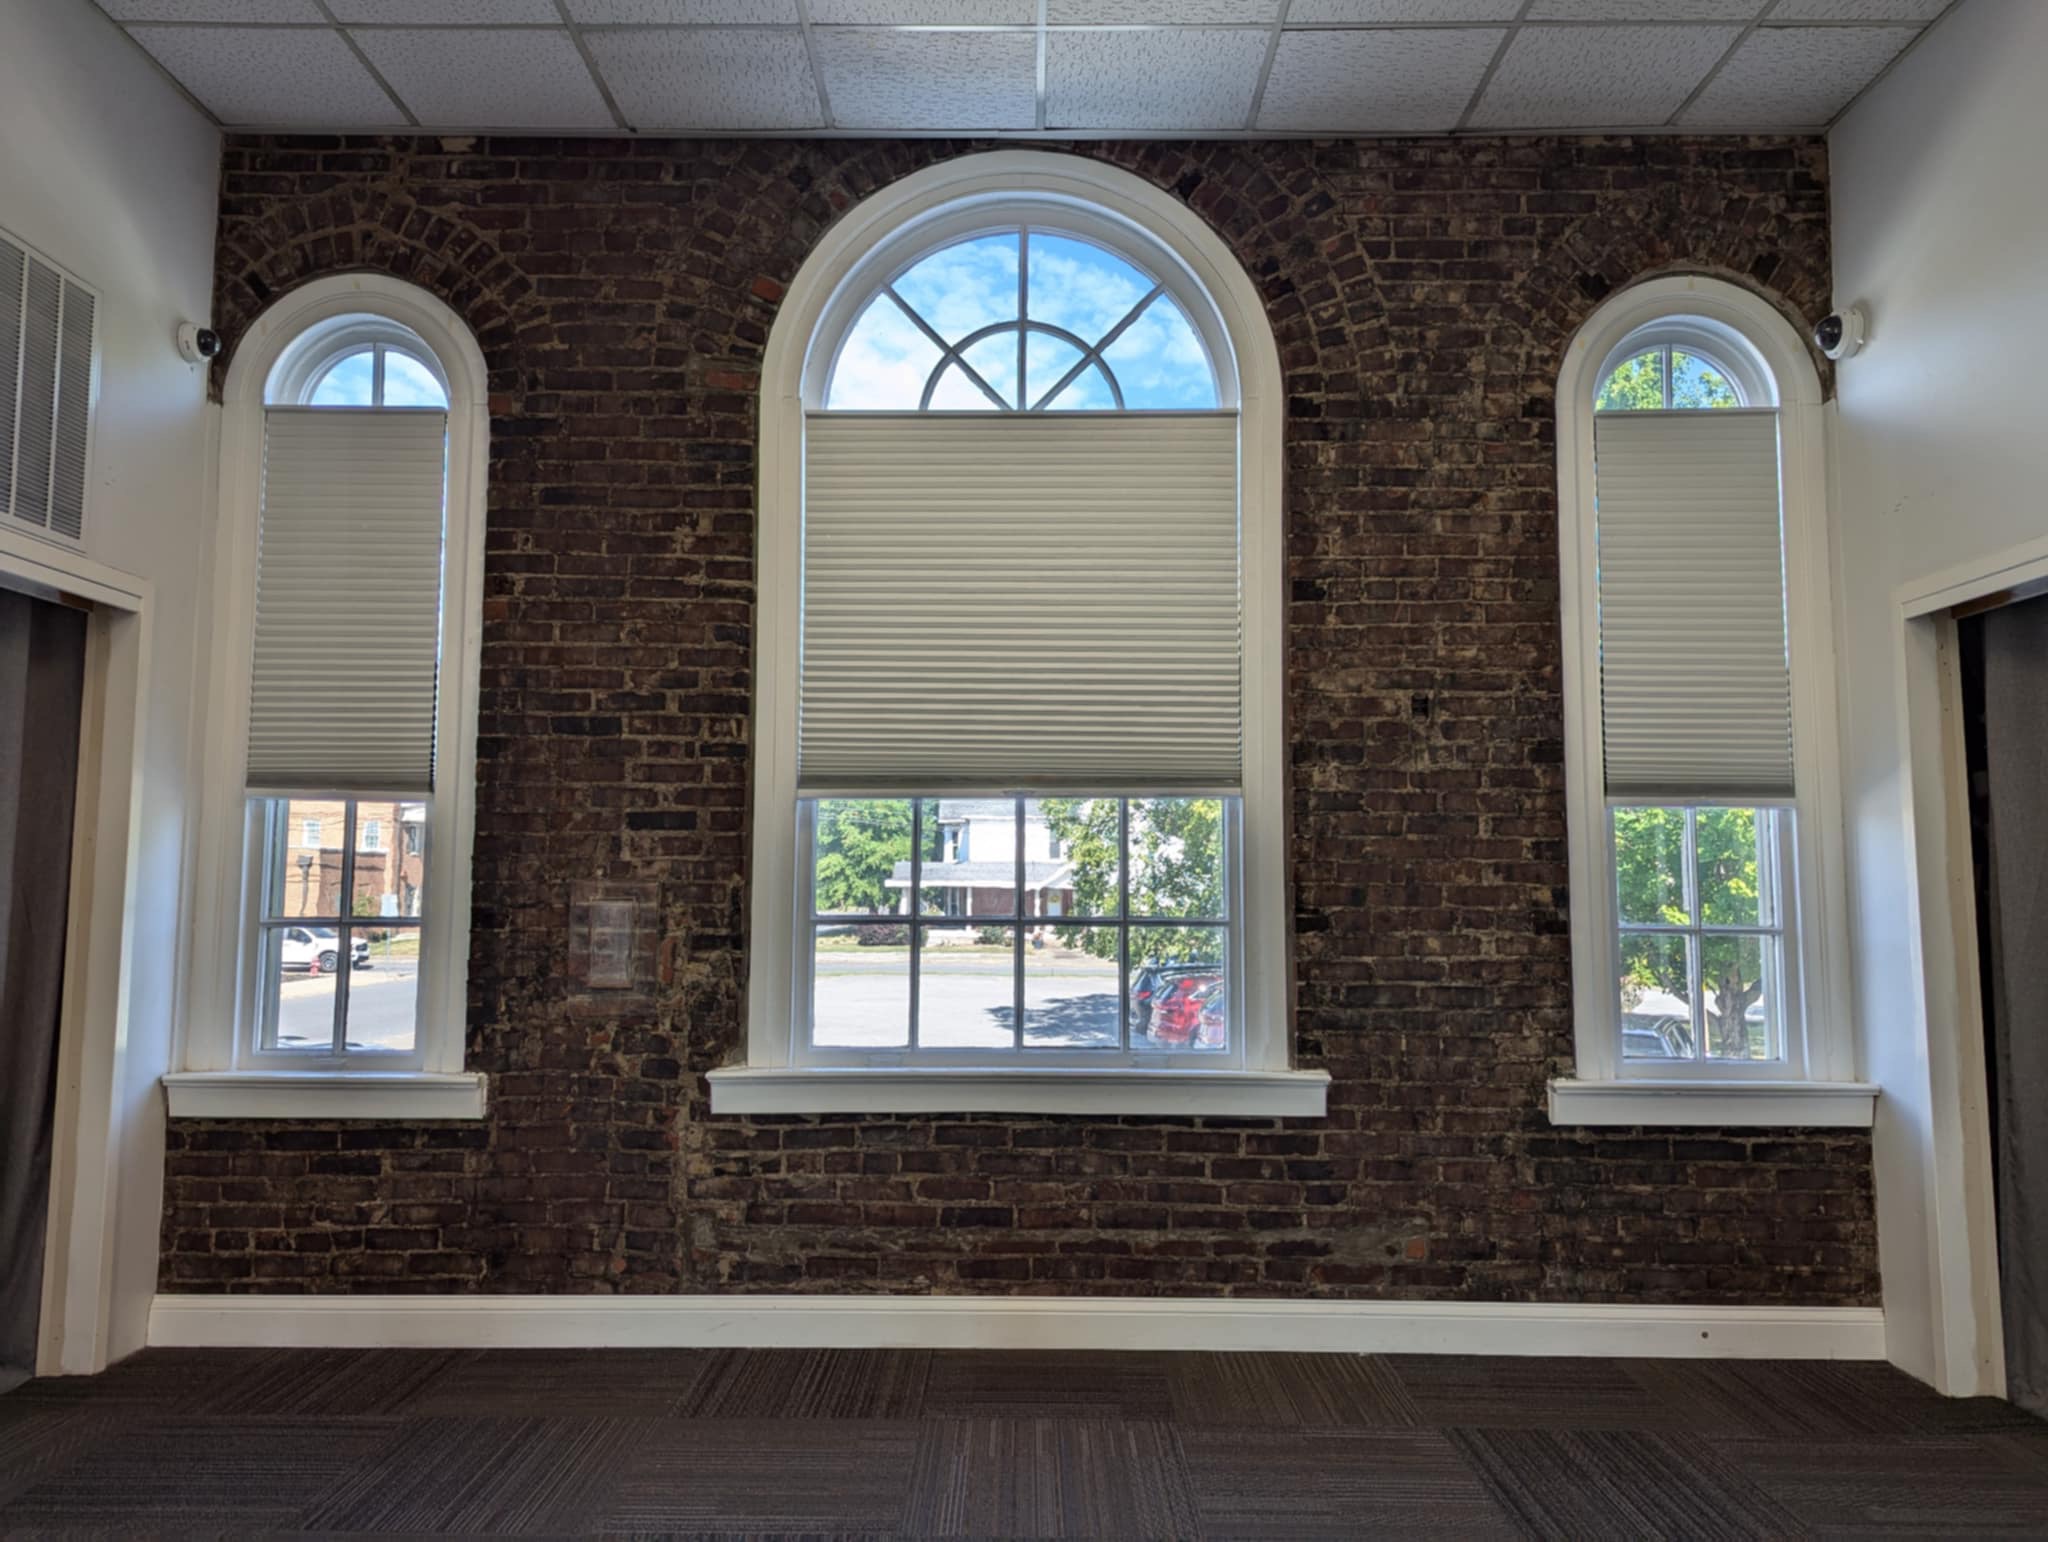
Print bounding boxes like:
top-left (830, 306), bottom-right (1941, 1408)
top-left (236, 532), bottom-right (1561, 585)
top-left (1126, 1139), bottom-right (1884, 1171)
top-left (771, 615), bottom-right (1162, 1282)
top-left (176, 322), bottom-right (222, 364)
top-left (1813, 305), bottom-right (1866, 361)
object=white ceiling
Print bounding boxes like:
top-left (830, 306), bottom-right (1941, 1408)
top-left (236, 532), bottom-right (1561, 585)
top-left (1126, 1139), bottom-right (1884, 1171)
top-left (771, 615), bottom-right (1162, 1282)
top-left (94, 0), bottom-right (1955, 137)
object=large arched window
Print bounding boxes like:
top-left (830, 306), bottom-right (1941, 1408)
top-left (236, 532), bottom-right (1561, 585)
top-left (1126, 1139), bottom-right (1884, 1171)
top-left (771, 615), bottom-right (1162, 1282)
top-left (1551, 276), bottom-right (1865, 1130)
top-left (170, 278), bottom-right (487, 1120)
top-left (720, 152), bottom-right (1316, 1118)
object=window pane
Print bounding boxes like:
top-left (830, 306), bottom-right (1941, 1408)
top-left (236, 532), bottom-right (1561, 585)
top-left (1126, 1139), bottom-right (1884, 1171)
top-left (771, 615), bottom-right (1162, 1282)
top-left (921, 797), bottom-right (1017, 918)
top-left (381, 348), bottom-right (448, 409)
top-left (343, 926), bottom-right (417, 1054)
top-left (812, 923), bottom-right (909, 1048)
top-left (1702, 933), bottom-right (1775, 1061)
top-left (1129, 797), bottom-right (1225, 919)
top-left (1671, 350), bottom-right (1740, 410)
top-left (1100, 292), bottom-right (1216, 410)
top-left (1026, 232), bottom-right (1153, 346)
top-left (1613, 806), bottom-right (1688, 926)
top-left (1619, 933), bottom-right (1694, 1060)
top-left (267, 797), bottom-right (347, 919)
top-left (1030, 797), bottom-right (1117, 918)
top-left (308, 348), bottom-right (375, 407)
top-left (349, 799), bottom-right (427, 921)
top-left (926, 360), bottom-right (998, 411)
top-left (890, 232), bottom-right (1019, 344)
top-left (258, 924), bottom-right (338, 1051)
top-left (958, 330), bottom-right (1018, 409)
top-left (1696, 806), bottom-right (1768, 927)
top-left (812, 799), bottom-right (913, 916)
top-left (1024, 329), bottom-right (1084, 410)
top-left (1041, 362), bottom-right (1116, 411)
top-left (827, 293), bottom-right (943, 410)
top-left (918, 924), bottom-right (1015, 1048)
top-left (1595, 347), bottom-right (1664, 411)
top-left (1129, 926), bottom-right (1227, 1052)
top-left (1025, 925), bottom-right (1120, 1048)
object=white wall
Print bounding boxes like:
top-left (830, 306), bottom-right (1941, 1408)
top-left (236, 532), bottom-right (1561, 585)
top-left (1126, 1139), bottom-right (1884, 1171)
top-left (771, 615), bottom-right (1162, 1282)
top-left (0, 0), bottom-right (218, 1363)
top-left (1829, 0), bottom-right (2048, 1392)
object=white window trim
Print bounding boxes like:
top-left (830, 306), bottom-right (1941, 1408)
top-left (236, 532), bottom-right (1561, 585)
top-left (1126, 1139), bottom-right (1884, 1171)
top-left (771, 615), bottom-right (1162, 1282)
top-left (719, 150), bottom-right (1322, 1119)
top-left (170, 275), bottom-right (488, 1121)
top-left (1551, 274), bottom-right (1870, 1128)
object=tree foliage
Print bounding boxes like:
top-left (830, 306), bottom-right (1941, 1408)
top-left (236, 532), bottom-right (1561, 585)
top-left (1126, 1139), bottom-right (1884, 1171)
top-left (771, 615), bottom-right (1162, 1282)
top-left (1039, 797), bottom-right (1224, 964)
top-left (813, 799), bottom-right (911, 914)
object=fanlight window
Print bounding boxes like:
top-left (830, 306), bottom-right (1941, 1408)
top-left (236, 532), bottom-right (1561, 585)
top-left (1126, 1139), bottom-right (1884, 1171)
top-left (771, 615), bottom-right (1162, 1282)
top-left (825, 227), bottom-right (1219, 412)
top-left (307, 343), bottom-right (448, 409)
top-left (1595, 343), bottom-right (1744, 411)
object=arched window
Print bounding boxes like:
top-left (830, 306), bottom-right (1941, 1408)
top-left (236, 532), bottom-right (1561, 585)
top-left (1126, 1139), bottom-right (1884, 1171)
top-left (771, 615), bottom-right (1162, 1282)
top-left (721, 152), bottom-right (1316, 1118)
top-left (171, 278), bottom-right (487, 1119)
top-left (1551, 276), bottom-right (1862, 1129)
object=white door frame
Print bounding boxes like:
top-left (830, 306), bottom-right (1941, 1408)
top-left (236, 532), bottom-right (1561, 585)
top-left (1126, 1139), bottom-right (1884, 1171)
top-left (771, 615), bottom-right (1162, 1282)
top-left (1887, 534), bottom-right (2048, 1399)
top-left (0, 527), bottom-right (152, 1377)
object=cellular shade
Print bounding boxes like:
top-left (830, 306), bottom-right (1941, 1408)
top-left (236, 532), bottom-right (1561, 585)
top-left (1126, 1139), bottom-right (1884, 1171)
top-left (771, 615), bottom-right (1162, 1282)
top-left (799, 412), bottom-right (1241, 794)
top-left (247, 407), bottom-right (447, 794)
top-left (1593, 408), bottom-right (1794, 802)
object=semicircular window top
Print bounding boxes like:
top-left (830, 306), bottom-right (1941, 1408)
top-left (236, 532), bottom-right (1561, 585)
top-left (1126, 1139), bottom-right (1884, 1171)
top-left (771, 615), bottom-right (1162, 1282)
top-left (267, 314), bottom-right (451, 411)
top-left (824, 227), bottom-right (1219, 412)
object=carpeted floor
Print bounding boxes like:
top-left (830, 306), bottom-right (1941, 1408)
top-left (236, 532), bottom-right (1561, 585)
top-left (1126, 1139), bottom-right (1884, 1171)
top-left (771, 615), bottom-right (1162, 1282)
top-left (1, 1347), bottom-right (2043, 1536)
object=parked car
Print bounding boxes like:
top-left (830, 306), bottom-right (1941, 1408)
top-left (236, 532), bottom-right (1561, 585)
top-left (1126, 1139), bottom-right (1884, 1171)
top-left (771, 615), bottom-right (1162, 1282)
top-left (1145, 973), bottom-right (1225, 1048)
top-left (1129, 962), bottom-right (1217, 1035)
top-left (277, 926), bottom-right (370, 975)
top-left (1622, 1015), bottom-right (1691, 1060)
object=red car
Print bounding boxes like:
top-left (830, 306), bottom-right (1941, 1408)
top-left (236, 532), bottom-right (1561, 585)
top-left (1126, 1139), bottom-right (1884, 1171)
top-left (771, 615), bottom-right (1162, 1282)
top-left (1146, 974), bottom-right (1225, 1048)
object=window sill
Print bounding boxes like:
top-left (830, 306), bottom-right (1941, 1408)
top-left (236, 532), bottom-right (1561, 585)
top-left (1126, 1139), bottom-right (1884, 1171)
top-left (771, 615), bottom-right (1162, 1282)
top-left (162, 1070), bottom-right (487, 1121)
top-left (707, 1065), bottom-right (1330, 1118)
top-left (1547, 1077), bottom-right (1877, 1128)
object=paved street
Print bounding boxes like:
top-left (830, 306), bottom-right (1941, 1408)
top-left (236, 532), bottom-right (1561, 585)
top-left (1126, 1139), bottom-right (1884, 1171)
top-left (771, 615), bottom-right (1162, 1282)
top-left (816, 944), bottom-right (1126, 1049)
top-left (274, 952), bottom-right (419, 1052)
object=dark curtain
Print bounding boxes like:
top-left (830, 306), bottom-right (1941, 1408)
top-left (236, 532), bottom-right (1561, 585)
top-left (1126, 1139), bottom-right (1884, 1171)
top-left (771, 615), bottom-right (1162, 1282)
top-left (0, 588), bottom-right (87, 1395)
top-left (1978, 597), bottom-right (2048, 1419)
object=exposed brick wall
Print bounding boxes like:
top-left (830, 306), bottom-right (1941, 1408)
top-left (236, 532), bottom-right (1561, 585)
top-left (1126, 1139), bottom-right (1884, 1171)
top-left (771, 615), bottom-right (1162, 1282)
top-left (161, 136), bottom-right (1880, 1303)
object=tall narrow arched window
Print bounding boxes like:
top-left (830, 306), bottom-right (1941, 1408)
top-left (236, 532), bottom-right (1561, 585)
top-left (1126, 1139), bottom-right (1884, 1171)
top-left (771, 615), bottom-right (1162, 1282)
top-left (1550, 278), bottom-right (1868, 1130)
top-left (169, 278), bottom-right (488, 1120)
top-left (718, 152), bottom-right (1320, 1118)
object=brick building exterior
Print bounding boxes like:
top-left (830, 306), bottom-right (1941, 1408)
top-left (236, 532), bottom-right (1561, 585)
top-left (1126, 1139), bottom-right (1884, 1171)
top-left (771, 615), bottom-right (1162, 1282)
top-left (158, 135), bottom-right (1879, 1303)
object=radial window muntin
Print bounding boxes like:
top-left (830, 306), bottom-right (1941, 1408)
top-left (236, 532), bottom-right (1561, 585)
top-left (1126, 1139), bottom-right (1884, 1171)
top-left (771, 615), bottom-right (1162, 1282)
top-left (813, 198), bottom-right (1236, 414)
top-left (1590, 313), bottom-right (1775, 413)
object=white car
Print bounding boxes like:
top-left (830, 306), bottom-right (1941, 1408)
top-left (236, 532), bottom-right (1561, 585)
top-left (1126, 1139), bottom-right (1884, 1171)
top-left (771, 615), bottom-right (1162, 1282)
top-left (277, 926), bottom-right (370, 975)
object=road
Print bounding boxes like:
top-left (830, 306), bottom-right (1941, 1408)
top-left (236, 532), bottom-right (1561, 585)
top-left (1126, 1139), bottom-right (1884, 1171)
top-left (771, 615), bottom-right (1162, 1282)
top-left (814, 944), bottom-right (1158, 1050)
top-left (274, 954), bottom-right (419, 1052)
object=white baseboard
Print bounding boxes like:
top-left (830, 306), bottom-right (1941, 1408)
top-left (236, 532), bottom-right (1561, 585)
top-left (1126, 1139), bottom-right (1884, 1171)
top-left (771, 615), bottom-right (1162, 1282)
top-left (148, 1293), bottom-right (1886, 1361)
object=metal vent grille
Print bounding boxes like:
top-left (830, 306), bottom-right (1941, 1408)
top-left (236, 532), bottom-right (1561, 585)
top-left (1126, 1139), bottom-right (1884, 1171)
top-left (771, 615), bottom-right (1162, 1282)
top-left (0, 228), bottom-right (98, 544)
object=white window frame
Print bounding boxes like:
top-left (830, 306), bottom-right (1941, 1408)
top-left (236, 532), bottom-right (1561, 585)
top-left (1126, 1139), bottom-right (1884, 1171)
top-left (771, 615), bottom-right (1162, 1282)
top-left (714, 151), bottom-right (1322, 1118)
top-left (166, 275), bottom-right (488, 1121)
top-left (1550, 275), bottom-right (1871, 1128)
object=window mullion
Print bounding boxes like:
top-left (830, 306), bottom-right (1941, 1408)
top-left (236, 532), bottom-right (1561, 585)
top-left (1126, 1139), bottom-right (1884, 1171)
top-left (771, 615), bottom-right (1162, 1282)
top-left (333, 800), bottom-right (357, 1055)
top-left (909, 798), bottom-right (922, 1052)
top-left (1012, 795), bottom-right (1025, 1050)
top-left (1683, 806), bottom-right (1703, 1061)
top-left (1016, 228), bottom-right (1028, 412)
top-left (1118, 799), bottom-right (1132, 1053)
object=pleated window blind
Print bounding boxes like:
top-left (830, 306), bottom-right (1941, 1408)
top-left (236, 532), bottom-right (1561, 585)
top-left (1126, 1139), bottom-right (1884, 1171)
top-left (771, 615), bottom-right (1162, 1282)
top-left (247, 407), bottom-right (447, 794)
top-left (799, 412), bottom-right (1241, 794)
top-left (1593, 408), bottom-right (1794, 802)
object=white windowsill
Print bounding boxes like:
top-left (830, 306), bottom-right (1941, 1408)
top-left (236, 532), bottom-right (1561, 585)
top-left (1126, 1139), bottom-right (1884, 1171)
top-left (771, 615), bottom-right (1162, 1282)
top-left (708, 1064), bottom-right (1330, 1117)
top-left (1547, 1077), bottom-right (1877, 1128)
top-left (162, 1070), bottom-right (488, 1121)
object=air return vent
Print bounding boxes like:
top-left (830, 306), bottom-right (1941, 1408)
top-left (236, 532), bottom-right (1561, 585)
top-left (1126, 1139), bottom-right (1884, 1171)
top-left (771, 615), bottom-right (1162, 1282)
top-left (0, 229), bottom-right (98, 545)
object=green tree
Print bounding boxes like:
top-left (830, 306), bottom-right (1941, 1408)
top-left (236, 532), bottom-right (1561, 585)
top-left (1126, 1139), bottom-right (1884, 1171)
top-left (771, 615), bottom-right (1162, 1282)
top-left (813, 799), bottom-right (912, 914)
top-left (1614, 805), bottom-right (1766, 1058)
top-left (1038, 797), bottom-right (1224, 964)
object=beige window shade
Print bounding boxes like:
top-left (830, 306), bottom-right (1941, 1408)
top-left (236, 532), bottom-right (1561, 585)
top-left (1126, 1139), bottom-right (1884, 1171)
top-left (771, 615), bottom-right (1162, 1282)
top-left (248, 407), bottom-right (447, 794)
top-left (1593, 408), bottom-right (1794, 802)
top-left (800, 412), bottom-right (1242, 794)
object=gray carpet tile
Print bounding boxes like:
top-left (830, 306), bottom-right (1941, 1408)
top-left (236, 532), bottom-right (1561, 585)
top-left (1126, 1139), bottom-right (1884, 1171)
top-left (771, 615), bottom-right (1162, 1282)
top-left (922, 1349), bottom-right (1175, 1420)
top-left (0, 1345), bottom-right (271, 1411)
top-left (411, 1348), bottom-right (714, 1417)
top-left (1386, 1353), bottom-right (1679, 1431)
top-left (1711, 1434), bottom-right (2048, 1533)
top-left (1166, 1350), bottom-right (1423, 1427)
top-left (900, 1417), bottom-right (1199, 1539)
top-left (602, 1419), bottom-right (921, 1533)
top-left (188, 1346), bottom-right (477, 1417)
top-left (673, 1349), bottom-right (931, 1420)
top-left (1178, 1426), bottom-right (1518, 1539)
top-left (0, 1404), bottom-right (106, 1511)
top-left (299, 1415), bottom-right (633, 1534)
top-left (1626, 1357), bottom-right (2018, 1441)
top-left (0, 1415), bottom-right (394, 1531)
top-left (1450, 1425), bottom-right (1808, 1540)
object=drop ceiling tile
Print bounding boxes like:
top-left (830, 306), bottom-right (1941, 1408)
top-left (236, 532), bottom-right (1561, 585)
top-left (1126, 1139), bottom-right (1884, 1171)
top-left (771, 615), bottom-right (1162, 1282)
top-left (1048, 28), bottom-right (1267, 130)
top-left (566, 0), bottom-right (798, 19)
top-left (353, 27), bottom-right (614, 129)
top-left (813, 27), bottom-right (1038, 130)
top-left (1259, 27), bottom-right (1503, 132)
top-left (1680, 25), bottom-right (1915, 125)
top-left (1771, 0), bottom-right (1946, 18)
top-left (586, 26), bottom-right (821, 127)
top-left (1467, 24), bottom-right (1739, 128)
top-left (330, 0), bottom-right (555, 20)
top-left (1287, 0), bottom-right (1519, 21)
top-left (1049, 0), bottom-right (1278, 21)
top-left (807, 0), bottom-right (1033, 21)
top-left (99, 0), bottom-right (322, 18)
top-left (127, 24), bottom-right (400, 126)
top-left (1526, 0), bottom-right (1759, 19)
